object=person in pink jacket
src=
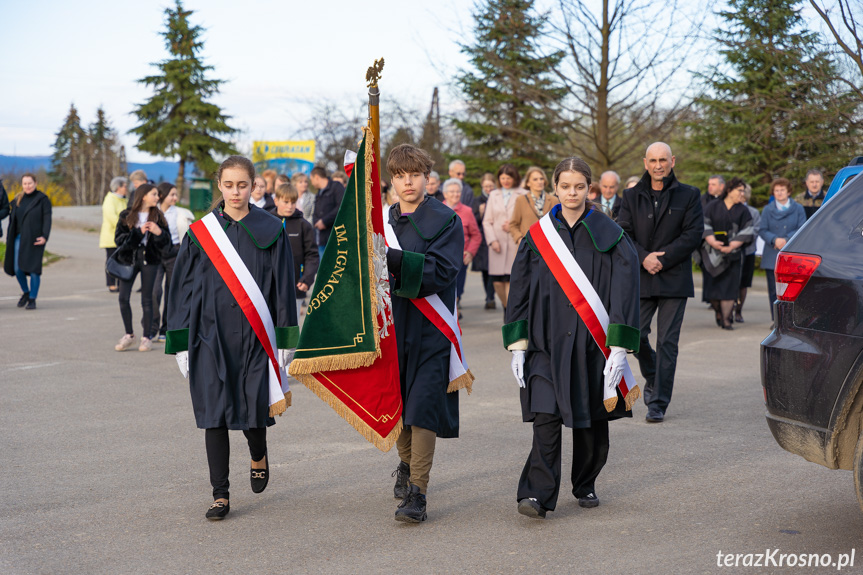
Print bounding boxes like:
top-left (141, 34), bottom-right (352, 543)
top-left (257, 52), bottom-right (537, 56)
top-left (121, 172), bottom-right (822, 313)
top-left (482, 164), bottom-right (527, 313)
top-left (443, 178), bottom-right (481, 318)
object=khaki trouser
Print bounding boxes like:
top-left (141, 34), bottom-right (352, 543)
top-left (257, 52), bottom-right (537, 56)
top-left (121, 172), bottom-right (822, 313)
top-left (396, 425), bottom-right (436, 494)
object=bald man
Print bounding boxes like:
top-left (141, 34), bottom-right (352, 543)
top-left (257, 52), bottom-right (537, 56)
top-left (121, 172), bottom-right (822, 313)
top-left (617, 142), bottom-right (704, 423)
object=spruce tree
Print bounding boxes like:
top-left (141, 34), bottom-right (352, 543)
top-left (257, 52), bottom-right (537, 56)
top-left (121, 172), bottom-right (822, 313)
top-left (51, 104), bottom-right (88, 205)
top-left (89, 107), bottom-right (121, 204)
top-left (130, 0), bottom-right (236, 190)
top-left (456, 0), bottom-right (565, 175)
top-left (688, 0), bottom-right (859, 203)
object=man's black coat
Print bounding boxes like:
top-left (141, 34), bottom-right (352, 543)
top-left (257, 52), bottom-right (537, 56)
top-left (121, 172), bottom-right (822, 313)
top-left (617, 170), bottom-right (703, 299)
top-left (312, 179), bottom-right (345, 246)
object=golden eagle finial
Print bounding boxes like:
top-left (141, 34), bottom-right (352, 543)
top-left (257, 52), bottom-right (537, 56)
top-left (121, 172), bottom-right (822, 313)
top-left (366, 58), bottom-right (385, 88)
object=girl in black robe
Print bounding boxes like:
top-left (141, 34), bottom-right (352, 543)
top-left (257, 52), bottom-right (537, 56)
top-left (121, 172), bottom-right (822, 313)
top-left (166, 156), bottom-right (298, 520)
top-left (699, 177), bottom-right (755, 330)
top-left (503, 157), bottom-right (640, 519)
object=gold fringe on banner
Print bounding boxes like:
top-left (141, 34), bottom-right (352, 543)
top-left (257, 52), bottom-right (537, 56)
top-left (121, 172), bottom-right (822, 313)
top-left (294, 373), bottom-right (402, 452)
top-left (446, 370), bottom-right (475, 394)
top-left (603, 397), bottom-right (618, 412)
top-left (361, 126), bottom-right (382, 353)
top-left (288, 350), bottom-right (380, 377)
top-left (624, 385), bottom-right (641, 411)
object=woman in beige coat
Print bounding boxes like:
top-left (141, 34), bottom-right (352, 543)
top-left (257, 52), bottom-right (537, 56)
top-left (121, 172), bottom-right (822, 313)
top-left (482, 163), bottom-right (527, 311)
top-left (509, 166), bottom-right (559, 246)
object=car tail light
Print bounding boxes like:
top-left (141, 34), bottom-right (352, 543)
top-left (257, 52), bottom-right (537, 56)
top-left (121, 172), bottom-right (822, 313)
top-left (775, 252), bottom-right (821, 302)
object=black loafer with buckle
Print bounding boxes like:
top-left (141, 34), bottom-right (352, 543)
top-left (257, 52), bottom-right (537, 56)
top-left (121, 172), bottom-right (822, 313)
top-left (251, 456), bottom-right (269, 494)
top-left (205, 500), bottom-right (229, 520)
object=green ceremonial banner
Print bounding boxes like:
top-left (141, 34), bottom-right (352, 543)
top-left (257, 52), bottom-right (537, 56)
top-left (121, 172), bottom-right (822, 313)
top-left (290, 131), bottom-right (380, 372)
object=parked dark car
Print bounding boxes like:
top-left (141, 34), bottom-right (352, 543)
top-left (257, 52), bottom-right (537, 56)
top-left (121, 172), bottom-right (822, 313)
top-left (824, 156), bottom-right (863, 203)
top-left (761, 165), bottom-right (863, 511)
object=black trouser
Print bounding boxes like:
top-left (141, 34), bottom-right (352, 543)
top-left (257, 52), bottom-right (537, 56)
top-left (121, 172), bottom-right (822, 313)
top-left (151, 256), bottom-right (176, 338)
top-left (482, 270), bottom-right (495, 302)
top-left (205, 427), bottom-right (267, 500)
top-left (517, 413), bottom-right (609, 511)
top-left (118, 251), bottom-right (159, 336)
top-left (636, 297), bottom-right (687, 414)
top-left (105, 248), bottom-right (118, 288)
top-left (765, 269), bottom-right (777, 320)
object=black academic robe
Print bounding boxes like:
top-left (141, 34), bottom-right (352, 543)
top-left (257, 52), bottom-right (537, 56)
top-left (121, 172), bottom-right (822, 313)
top-left (166, 204), bottom-right (298, 430)
top-left (504, 206), bottom-right (641, 429)
top-left (3, 190), bottom-right (51, 277)
top-left (386, 197), bottom-right (464, 438)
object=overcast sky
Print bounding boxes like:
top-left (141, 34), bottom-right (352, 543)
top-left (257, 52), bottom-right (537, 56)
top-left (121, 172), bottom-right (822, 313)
top-left (0, 0), bottom-right (477, 162)
top-left (2, 1), bottom-right (834, 165)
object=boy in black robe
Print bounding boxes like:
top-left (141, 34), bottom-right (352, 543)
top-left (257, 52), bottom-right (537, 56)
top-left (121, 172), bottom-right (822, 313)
top-left (503, 157), bottom-right (640, 519)
top-left (385, 144), bottom-right (465, 523)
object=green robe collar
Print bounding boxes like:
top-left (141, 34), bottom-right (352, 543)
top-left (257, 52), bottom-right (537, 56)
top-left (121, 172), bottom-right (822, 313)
top-left (215, 203), bottom-right (283, 249)
top-left (551, 204), bottom-right (623, 253)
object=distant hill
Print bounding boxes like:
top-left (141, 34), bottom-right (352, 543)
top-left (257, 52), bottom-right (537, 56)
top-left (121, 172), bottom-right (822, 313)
top-left (0, 155), bottom-right (183, 184)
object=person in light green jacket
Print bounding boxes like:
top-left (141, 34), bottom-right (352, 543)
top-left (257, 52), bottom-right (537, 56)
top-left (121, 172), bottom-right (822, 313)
top-left (100, 177), bottom-right (128, 292)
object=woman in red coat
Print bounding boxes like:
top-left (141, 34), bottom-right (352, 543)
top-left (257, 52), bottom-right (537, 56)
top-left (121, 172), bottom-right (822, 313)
top-left (443, 178), bottom-right (481, 317)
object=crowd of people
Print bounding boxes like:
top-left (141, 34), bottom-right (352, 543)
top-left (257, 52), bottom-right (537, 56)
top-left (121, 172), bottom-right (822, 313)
top-left (0, 142), bottom-right (831, 524)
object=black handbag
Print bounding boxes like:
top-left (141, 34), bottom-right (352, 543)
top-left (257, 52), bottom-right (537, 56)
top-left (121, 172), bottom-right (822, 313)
top-left (106, 248), bottom-right (135, 281)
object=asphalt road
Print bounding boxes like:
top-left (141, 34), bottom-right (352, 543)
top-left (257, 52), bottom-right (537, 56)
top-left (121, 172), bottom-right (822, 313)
top-left (2, 221), bottom-right (862, 575)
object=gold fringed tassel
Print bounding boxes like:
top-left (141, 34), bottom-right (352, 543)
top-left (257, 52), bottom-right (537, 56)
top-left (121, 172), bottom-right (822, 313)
top-left (624, 385), bottom-right (641, 411)
top-left (603, 396), bottom-right (618, 412)
top-left (295, 373), bottom-right (402, 452)
top-left (446, 370), bottom-right (475, 394)
top-left (288, 350), bottom-right (380, 377)
top-left (269, 396), bottom-right (287, 418)
top-left (274, 391), bottom-right (293, 416)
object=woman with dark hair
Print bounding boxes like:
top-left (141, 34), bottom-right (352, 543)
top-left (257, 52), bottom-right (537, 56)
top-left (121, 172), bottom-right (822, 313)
top-left (734, 184), bottom-right (761, 323)
top-left (758, 178), bottom-right (806, 322)
top-left (482, 163), bottom-right (527, 313)
top-left (151, 182), bottom-right (194, 341)
top-left (700, 177), bottom-right (755, 330)
top-left (167, 155), bottom-right (298, 520)
top-left (503, 157), bottom-right (640, 519)
top-left (113, 183), bottom-right (170, 351)
top-left (4, 173), bottom-right (52, 310)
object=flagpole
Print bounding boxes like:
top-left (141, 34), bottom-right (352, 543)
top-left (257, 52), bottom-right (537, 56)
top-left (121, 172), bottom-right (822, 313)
top-left (366, 58), bottom-right (385, 180)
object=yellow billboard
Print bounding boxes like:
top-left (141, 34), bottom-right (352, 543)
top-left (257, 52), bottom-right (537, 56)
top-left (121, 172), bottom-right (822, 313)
top-left (252, 140), bottom-right (316, 175)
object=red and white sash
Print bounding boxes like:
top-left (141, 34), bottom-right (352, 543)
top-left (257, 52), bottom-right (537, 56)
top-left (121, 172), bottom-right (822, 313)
top-left (191, 212), bottom-right (290, 417)
top-left (383, 219), bottom-right (474, 393)
top-left (529, 212), bottom-right (638, 411)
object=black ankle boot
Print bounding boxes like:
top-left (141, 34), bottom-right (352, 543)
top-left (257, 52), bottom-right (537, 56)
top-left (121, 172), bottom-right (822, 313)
top-left (392, 461), bottom-right (410, 499)
top-left (395, 484), bottom-right (427, 523)
top-left (17, 292), bottom-right (29, 308)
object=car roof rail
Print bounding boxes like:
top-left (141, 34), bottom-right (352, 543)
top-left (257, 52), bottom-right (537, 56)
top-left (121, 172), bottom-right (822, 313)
top-left (849, 156), bottom-right (863, 166)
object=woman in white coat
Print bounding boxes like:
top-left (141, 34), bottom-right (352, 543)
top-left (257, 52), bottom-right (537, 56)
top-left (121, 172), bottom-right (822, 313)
top-left (482, 163), bottom-right (527, 312)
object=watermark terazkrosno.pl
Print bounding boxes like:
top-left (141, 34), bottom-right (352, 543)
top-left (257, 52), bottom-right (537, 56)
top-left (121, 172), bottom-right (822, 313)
top-left (716, 549), bottom-right (855, 570)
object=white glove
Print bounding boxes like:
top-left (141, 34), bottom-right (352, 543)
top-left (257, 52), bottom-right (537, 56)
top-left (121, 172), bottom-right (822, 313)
top-left (603, 346), bottom-right (627, 393)
top-left (176, 351), bottom-right (189, 379)
top-left (511, 350), bottom-right (526, 388)
top-left (278, 348), bottom-right (295, 369)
